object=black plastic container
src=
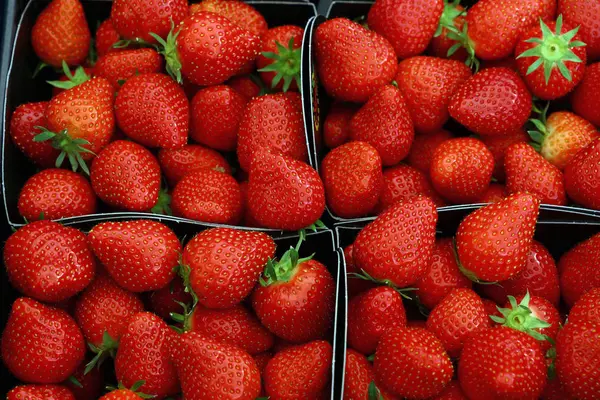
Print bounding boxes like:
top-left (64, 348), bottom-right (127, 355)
top-left (1, 0), bottom-right (317, 229)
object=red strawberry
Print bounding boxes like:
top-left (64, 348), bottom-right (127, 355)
top-left (344, 349), bottom-right (398, 400)
top-left (448, 68), bottom-right (532, 136)
top-left (378, 164), bottom-right (446, 211)
top-left (253, 352), bottom-right (272, 376)
top-left (9, 101), bottom-right (58, 168)
top-left (4, 220), bottom-right (95, 302)
top-left (482, 298), bottom-right (503, 322)
top-left (458, 327), bottom-right (547, 400)
top-left (256, 25), bottom-right (304, 92)
top-left (190, 85), bottom-right (245, 152)
top-left (88, 220), bottom-right (181, 292)
top-left (477, 183), bottom-right (508, 203)
top-left (182, 228), bottom-right (275, 309)
top-left (321, 141), bottom-right (383, 219)
top-left (7, 385), bottom-right (75, 400)
top-left (349, 84), bottom-right (414, 166)
top-left (237, 92), bottom-right (307, 172)
top-left (481, 128), bottom-right (529, 182)
top-left (430, 138), bottom-right (494, 203)
top-left (396, 56), bottom-right (471, 134)
top-left (95, 49), bottom-right (163, 89)
top-left (191, 304), bottom-right (274, 355)
top-left (456, 193), bottom-right (540, 282)
top-left (65, 357), bottom-right (104, 400)
top-left (227, 75), bottom-right (261, 101)
top-left (348, 286), bottom-right (407, 355)
top-left (560, 0), bottom-right (600, 60)
top-left (99, 389), bottom-right (146, 400)
top-left (542, 377), bottom-right (575, 400)
top-left (315, 18), bottom-right (397, 103)
top-left (430, 381), bottom-right (468, 400)
top-left (189, 0), bottom-right (268, 38)
top-left (375, 327), bottom-right (453, 399)
top-left (90, 140), bottom-right (161, 211)
top-left (1, 298), bottom-right (85, 383)
top-left (148, 276), bottom-right (192, 321)
top-left (247, 152), bottom-right (325, 231)
top-left (564, 138), bottom-right (600, 209)
top-left (558, 231), bottom-right (600, 306)
top-left (368, 0), bottom-right (444, 59)
top-left (406, 129), bottom-right (453, 173)
top-left (110, 0), bottom-right (187, 43)
top-left (158, 145), bottom-right (231, 186)
top-left (429, 0), bottom-right (468, 61)
top-left (572, 62), bottom-right (600, 126)
top-left (264, 340), bottom-right (332, 399)
top-left (345, 244), bottom-right (378, 298)
top-left (169, 331), bottom-right (261, 400)
top-left (323, 103), bottom-right (357, 149)
top-left (31, 0), bottom-right (90, 67)
top-left (171, 169), bottom-right (243, 224)
top-left (95, 19), bottom-right (121, 57)
top-left (353, 196), bottom-right (438, 287)
top-left (568, 288), bottom-right (600, 325)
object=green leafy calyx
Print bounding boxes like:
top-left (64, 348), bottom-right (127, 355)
top-left (260, 237), bottom-right (313, 287)
top-left (33, 126), bottom-right (95, 175)
top-left (47, 61), bottom-right (91, 90)
top-left (84, 331), bottom-right (119, 375)
top-left (150, 22), bottom-right (183, 84)
top-left (435, 0), bottom-right (465, 38)
top-left (258, 37), bottom-right (301, 93)
top-left (490, 291), bottom-right (552, 341)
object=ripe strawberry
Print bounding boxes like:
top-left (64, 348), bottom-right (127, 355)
top-left (90, 140), bottom-right (161, 211)
top-left (415, 238), bottom-right (473, 310)
top-left (171, 169), bottom-right (242, 224)
top-left (9, 101), bottom-right (58, 168)
top-left (1, 298), bottom-right (85, 383)
top-left (375, 327), bottom-right (453, 399)
top-left (315, 18), bottom-right (397, 103)
top-left (456, 193), bottom-right (540, 282)
top-left (568, 288), bottom-right (600, 325)
top-left (110, 0), bottom-right (187, 43)
top-left (430, 381), bottom-right (468, 400)
top-left (264, 340), bottom-right (332, 399)
top-left (256, 25), bottom-right (304, 92)
top-left (558, 231), bottom-right (600, 306)
top-left (96, 19), bottom-right (121, 57)
top-left (406, 129), bottom-right (453, 173)
top-left (323, 103), bottom-right (357, 149)
top-left (572, 62), bottom-right (600, 126)
top-left (170, 331), bottom-right (261, 400)
top-left (378, 164), bottom-right (446, 212)
top-left (458, 327), bottom-right (547, 400)
top-left (349, 84), bottom-right (414, 166)
top-left (482, 298), bottom-right (502, 320)
top-left (191, 304), bottom-right (274, 355)
top-left (368, 0), bottom-right (443, 59)
top-left (158, 145), bottom-right (231, 186)
top-left (182, 228), bottom-right (275, 309)
top-left (344, 349), bottom-right (397, 400)
top-left (7, 385), bottom-right (75, 400)
top-left (227, 75), bottom-right (261, 102)
top-left (396, 56), bottom-right (471, 133)
top-left (4, 220), bottom-right (95, 302)
top-left (560, 0), bottom-right (600, 60)
top-left (247, 152), bottom-right (325, 231)
top-left (516, 17), bottom-right (587, 100)
top-left (430, 138), bottom-right (494, 203)
top-left (348, 287), bottom-right (407, 355)
top-left (31, 0), bottom-right (90, 67)
top-left (477, 183), bottom-right (508, 203)
top-left (542, 377), bottom-right (575, 400)
top-left (345, 244), bottom-right (378, 298)
top-left (65, 357), bottom-right (104, 400)
top-left (189, 0), bottom-right (268, 38)
top-left (88, 220), bottom-right (180, 292)
top-left (481, 128), bottom-right (530, 182)
top-left (353, 196), bottom-right (437, 287)
top-left (99, 389), bottom-right (146, 400)
top-left (448, 68), bottom-right (532, 136)
top-left (95, 49), bottom-right (163, 89)
top-left (429, 0), bottom-right (468, 61)
top-left (237, 92), bottom-right (307, 172)
top-left (564, 138), bottom-right (600, 209)
top-left (190, 85), bottom-right (245, 152)
top-left (147, 276), bottom-right (192, 321)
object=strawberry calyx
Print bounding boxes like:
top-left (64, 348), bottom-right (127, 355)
top-left (298, 219), bottom-right (327, 243)
top-left (68, 375), bottom-right (84, 388)
top-left (47, 61), bottom-right (91, 90)
top-left (106, 380), bottom-right (156, 399)
top-left (171, 263), bottom-right (199, 333)
top-left (151, 188), bottom-right (172, 215)
top-left (528, 101), bottom-right (551, 152)
top-left (259, 237), bottom-right (314, 287)
top-left (490, 292), bottom-right (552, 342)
top-left (348, 269), bottom-right (418, 300)
top-left (446, 22), bottom-right (479, 71)
top-left (517, 15), bottom-right (586, 84)
top-left (150, 22), bottom-right (183, 84)
top-left (434, 0), bottom-right (465, 38)
top-left (33, 126), bottom-right (95, 175)
top-left (546, 346), bottom-right (558, 379)
top-left (258, 37), bottom-right (301, 92)
top-left (84, 331), bottom-right (119, 375)
top-left (368, 381), bottom-right (385, 400)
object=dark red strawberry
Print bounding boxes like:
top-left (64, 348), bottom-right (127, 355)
top-left (7, 385), bottom-right (75, 400)
top-left (96, 19), bottom-right (121, 57)
top-left (256, 25), bottom-right (304, 92)
top-left (568, 288), bottom-right (600, 325)
top-left (481, 128), bottom-right (529, 182)
top-left (430, 381), bottom-right (468, 400)
top-left (65, 357), bottom-right (104, 400)
top-left (572, 62), bottom-right (600, 126)
top-left (564, 138), bottom-right (600, 210)
top-left (477, 183), bottom-right (508, 203)
top-left (99, 389), bottom-right (147, 400)
top-left (227, 75), bottom-right (261, 101)
top-left (560, 0), bottom-right (600, 60)
top-left (343, 349), bottom-right (398, 400)
top-left (94, 49), bottom-right (163, 89)
top-left (148, 276), bottom-right (192, 321)
top-left (323, 103), bottom-right (357, 149)
top-left (378, 164), bottom-right (446, 211)
top-left (158, 145), bottom-right (231, 186)
top-left (189, 0), bottom-right (268, 38)
top-left (558, 231), bottom-right (600, 306)
top-left (253, 352), bottom-right (272, 376)
top-left (345, 244), bottom-right (378, 298)
top-left (406, 129), bottom-right (453, 174)
top-left (9, 101), bottom-right (58, 168)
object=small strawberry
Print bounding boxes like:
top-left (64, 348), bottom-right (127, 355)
top-left (1, 298), bottom-right (85, 383)
top-left (378, 164), bottom-right (446, 212)
top-left (148, 276), bottom-right (192, 321)
top-left (4, 220), bottom-right (96, 302)
top-left (189, 0), bottom-right (268, 38)
top-left (7, 385), bottom-right (75, 400)
top-left (481, 128), bottom-right (529, 182)
top-left (95, 19), bottom-right (121, 57)
top-left (564, 138), bottom-right (600, 209)
top-left (568, 288), bottom-right (600, 325)
top-left (558, 231), bottom-right (600, 306)
top-left (227, 75), bottom-right (261, 101)
top-left (158, 145), bottom-right (231, 186)
top-left (344, 349), bottom-right (397, 400)
top-left (345, 244), bottom-right (378, 298)
top-left (99, 388), bottom-right (149, 400)
top-left (95, 49), bottom-right (163, 89)
top-left (323, 103), bottom-right (357, 149)
top-left (572, 62), bottom-right (600, 126)
top-left (256, 25), bottom-right (304, 92)
top-left (349, 84), bottom-right (414, 166)
top-left (406, 129), bottom-right (453, 174)
top-left (560, 0), bottom-right (600, 60)
top-left (477, 183), bottom-right (508, 203)
top-left (315, 18), bottom-right (397, 103)
top-left (429, 0), bottom-right (468, 61)
top-left (9, 101), bottom-right (58, 168)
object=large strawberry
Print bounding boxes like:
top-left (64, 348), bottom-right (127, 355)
top-left (88, 220), bottom-right (181, 292)
top-left (564, 138), bottom-right (600, 209)
top-left (406, 129), bottom-right (453, 174)
top-left (4, 220), bottom-right (95, 302)
top-left (481, 128), bottom-right (529, 182)
top-left (448, 67), bottom-right (532, 136)
top-left (343, 349), bottom-right (397, 400)
top-left (7, 385), bottom-right (75, 400)
top-left (572, 62), bottom-right (600, 126)
top-left (315, 18), bottom-right (397, 103)
top-left (95, 19), bottom-right (121, 57)
top-left (560, 0), bottom-right (600, 60)
top-left (1, 298), bottom-right (85, 383)
top-left (456, 193), bottom-right (540, 282)
top-left (31, 0), bottom-right (90, 67)
top-left (9, 101), bottom-right (58, 168)
top-left (158, 144), bottom-right (232, 186)
top-left (256, 25), bottom-right (304, 92)
top-left (94, 49), bottom-right (163, 89)
top-left (189, 0), bottom-right (268, 38)
top-left (558, 231), bottom-right (600, 306)
top-left (353, 196), bottom-right (438, 287)
top-left (568, 288), bottom-right (600, 325)
top-left (349, 84), bottom-right (414, 166)
top-left (323, 103), bottom-right (357, 149)
top-left (182, 228), bottom-right (275, 309)
top-left (379, 164), bottom-right (446, 211)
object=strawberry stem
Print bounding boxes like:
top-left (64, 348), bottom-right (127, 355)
top-left (347, 270), bottom-right (418, 300)
top-left (150, 21), bottom-right (183, 84)
top-left (368, 381), bottom-right (385, 400)
top-left (434, 0), bottom-right (465, 38)
top-left (259, 238), bottom-right (314, 287)
top-left (84, 331), bottom-right (119, 375)
top-left (258, 37), bottom-right (302, 92)
top-left (489, 291), bottom-right (553, 342)
top-left (172, 263), bottom-right (199, 333)
top-left (33, 126), bottom-right (95, 175)
top-left (297, 219), bottom-right (327, 243)
top-left (527, 101), bottom-right (551, 151)
top-left (47, 61), bottom-right (91, 90)
top-left (446, 22), bottom-right (480, 71)
top-left (151, 188), bottom-right (172, 215)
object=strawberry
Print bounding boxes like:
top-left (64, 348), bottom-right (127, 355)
top-left (1, 298), bottom-right (85, 383)
top-left (88, 220), bottom-right (180, 292)
top-left (190, 85), bottom-right (245, 152)
top-left (190, 304), bottom-right (274, 355)
top-left (315, 18), bottom-right (397, 103)
top-left (96, 19), bottom-right (121, 57)
top-left (515, 16), bottom-right (587, 100)
top-left (7, 385), bottom-right (75, 400)
top-left (253, 352), bottom-right (273, 375)
top-left (504, 142), bottom-right (567, 205)
top-left (349, 84), bottom-right (414, 166)
top-left (171, 169), bottom-right (242, 224)
top-left (558, 231), bottom-right (600, 306)
top-left (256, 25), bottom-right (304, 92)
top-left (227, 75), bottom-right (261, 102)
top-left (263, 340), bottom-right (332, 399)
top-left (189, 0), bottom-right (268, 38)
top-left (169, 331), bottom-right (261, 400)
top-left (115, 312), bottom-right (179, 399)
top-left (158, 145), bottom-right (231, 186)
top-left (90, 140), bottom-right (161, 211)
top-left (375, 327), bottom-right (453, 399)
top-left (542, 377), bottom-right (575, 400)
top-left (406, 129), bottom-right (453, 173)
top-left (556, 320), bottom-right (600, 400)
top-left (65, 357), bottom-right (104, 400)
top-left (148, 276), bottom-right (192, 321)
top-left (110, 0), bottom-right (187, 43)
top-left (482, 298), bottom-right (502, 320)
top-left (429, 0), bottom-right (468, 61)
top-left (572, 62), bottom-right (600, 126)
top-left (480, 128), bottom-right (530, 182)
top-left (415, 238), bottom-right (472, 310)
top-left (456, 193), bottom-right (540, 282)
top-left (353, 196), bottom-right (438, 287)
top-left (344, 349), bottom-right (397, 400)
top-left (430, 381), bottom-right (468, 400)
top-left (396, 56), bottom-right (471, 134)
top-left (568, 288), bottom-right (600, 325)
top-left (247, 152), bottom-right (325, 231)
top-left (94, 49), bottom-right (163, 89)
top-left (348, 286), bottom-right (407, 355)
top-left (31, 0), bottom-right (90, 67)
top-left (99, 389), bottom-right (147, 400)
top-left (477, 183), bottom-right (508, 203)
top-left (323, 103), bottom-right (357, 149)
top-left (458, 327), bottom-right (547, 400)
top-left (564, 138), bottom-right (600, 209)
top-left (368, 0), bottom-right (444, 59)
top-left (448, 68), bottom-right (532, 136)
top-left (237, 92), bottom-right (307, 173)
top-left (430, 138), bottom-right (494, 203)
top-left (9, 101), bottom-right (58, 168)
top-left (182, 228), bottom-right (275, 309)
top-left (4, 220), bottom-right (95, 302)
top-left (378, 164), bottom-right (446, 211)
top-left (345, 244), bottom-right (378, 298)
top-left (560, 0), bottom-right (600, 60)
